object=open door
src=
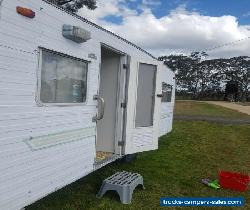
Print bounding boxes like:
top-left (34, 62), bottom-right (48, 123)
top-left (124, 61), bottom-right (162, 154)
top-left (94, 45), bottom-right (129, 163)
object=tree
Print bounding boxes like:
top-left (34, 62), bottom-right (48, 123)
top-left (159, 54), bottom-right (196, 93)
top-left (159, 52), bottom-right (209, 99)
top-left (51, 0), bottom-right (97, 13)
top-left (159, 53), bottom-right (249, 102)
top-left (223, 56), bottom-right (250, 102)
top-left (189, 51), bottom-right (208, 97)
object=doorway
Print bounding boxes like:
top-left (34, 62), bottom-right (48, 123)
top-left (95, 46), bottom-right (124, 162)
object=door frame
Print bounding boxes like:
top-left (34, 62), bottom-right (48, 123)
top-left (96, 43), bottom-right (129, 156)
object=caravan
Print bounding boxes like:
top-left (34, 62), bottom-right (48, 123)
top-left (0, 0), bottom-right (175, 209)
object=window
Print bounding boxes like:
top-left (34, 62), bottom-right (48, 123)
top-left (162, 82), bottom-right (172, 102)
top-left (40, 49), bottom-right (88, 104)
top-left (135, 63), bottom-right (156, 127)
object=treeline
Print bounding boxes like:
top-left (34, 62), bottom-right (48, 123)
top-left (49, 0), bottom-right (97, 13)
top-left (159, 52), bottom-right (250, 102)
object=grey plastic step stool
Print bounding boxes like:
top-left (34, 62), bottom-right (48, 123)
top-left (97, 171), bottom-right (145, 204)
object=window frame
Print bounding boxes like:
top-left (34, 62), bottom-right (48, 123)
top-left (36, 47), bottom-right (90, 106)
top-left (161, 82), bottom-right (173, 103)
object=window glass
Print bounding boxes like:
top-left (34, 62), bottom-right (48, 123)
top-left (135, 63), bottom-right (156, 127)
top-left (162, 82), bottom-right (172, 102)
top-left (40, 50), bottom-right (88, 103)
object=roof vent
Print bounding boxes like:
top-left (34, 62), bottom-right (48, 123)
top-left (62, 24), bottom-right (91, 43)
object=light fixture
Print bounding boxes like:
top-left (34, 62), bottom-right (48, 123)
top-left (16, 6), bottom-right (35, 18)
top-left (62, 24), bottom-right (91, 43)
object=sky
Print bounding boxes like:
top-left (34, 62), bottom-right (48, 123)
top-left (78, 0), bottom-right (250, 59)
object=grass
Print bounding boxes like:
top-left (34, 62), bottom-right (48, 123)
top-left (27, 121), bottom-right (250, 210)
top-left (175, 100), bottom-right (250, 119)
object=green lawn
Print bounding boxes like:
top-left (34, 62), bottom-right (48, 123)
top-left (27, 121), bottom-right (250, 210)
top-left (175, 100), bottom-right (250, 119)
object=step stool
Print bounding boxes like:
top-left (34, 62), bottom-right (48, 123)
top-left (96, 171), bottom-right (145, 204)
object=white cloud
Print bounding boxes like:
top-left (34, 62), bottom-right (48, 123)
top-left (142, 0), bottom-right (161, 6)
top-left (243, 12), bottom-right (250, 17)
top-left (78, 1), bottom-right (250, 58)
top-left (78, 0), bottom-right (137, 23)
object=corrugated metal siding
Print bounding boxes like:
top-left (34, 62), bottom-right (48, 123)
top-left (0, 0), bottom-right (163, 209)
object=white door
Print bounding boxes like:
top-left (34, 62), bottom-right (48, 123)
top-left (124, 61), bottom-right (162, 154)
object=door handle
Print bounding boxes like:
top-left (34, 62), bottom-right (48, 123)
top-left (157, 94), bottom-right (163, 98)
top-left (92, 95), bottom-right (105, 122)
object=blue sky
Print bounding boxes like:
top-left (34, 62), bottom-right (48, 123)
top-left (157, 0), bottom-right (250, 25)
top-left (79, 0), bottom-right (250, 58)
top-left (104, 0), bottom-right (250, 25)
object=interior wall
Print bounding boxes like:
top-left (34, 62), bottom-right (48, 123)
top-left (96, 48), bottom-right (120, 153)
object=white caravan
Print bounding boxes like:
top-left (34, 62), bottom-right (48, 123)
top-left (0, 0), bottom-right (175, 209)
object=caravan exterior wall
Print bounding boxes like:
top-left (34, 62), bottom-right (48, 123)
top-left (159, 67), bottom-right (175, 136)
top-left (0, 0), bottom-right (175, 209)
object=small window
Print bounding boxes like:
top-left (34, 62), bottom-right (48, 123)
top-left (162, 82), bottom-right (172, 102)
top-left (40, 49), bottom-right (88, 104)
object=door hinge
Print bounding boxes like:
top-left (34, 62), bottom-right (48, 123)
top-left (121, 102), bottom-right (127, 108)
top-left (118, 141), bottom-right (125, 146)
top-left (123, 64), bottom-right (129, 69)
